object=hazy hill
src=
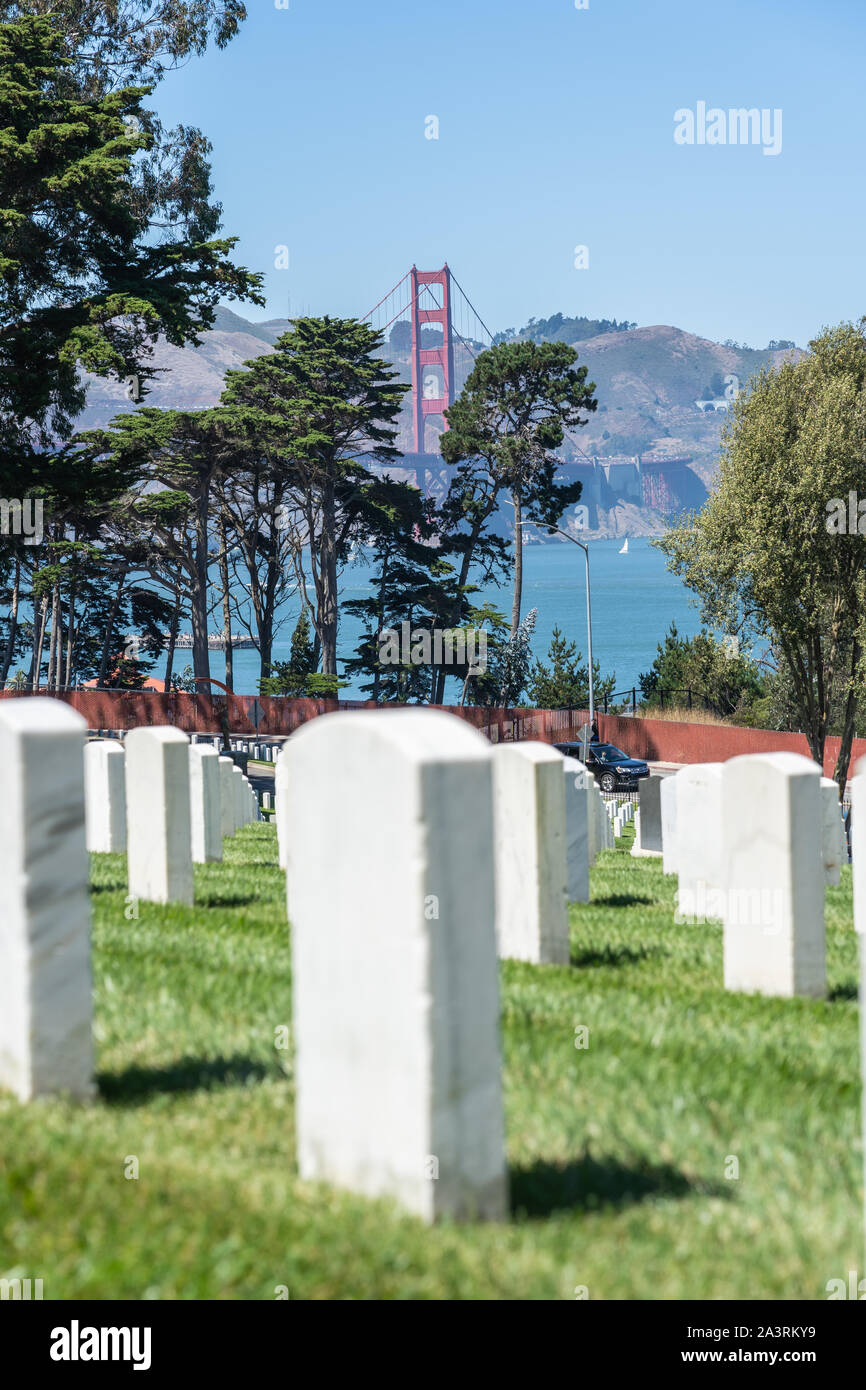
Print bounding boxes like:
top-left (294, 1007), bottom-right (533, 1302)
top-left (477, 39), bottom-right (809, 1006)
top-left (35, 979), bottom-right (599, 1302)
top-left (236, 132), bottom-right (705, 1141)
top-left (75, 309), bottom-right (804, 513)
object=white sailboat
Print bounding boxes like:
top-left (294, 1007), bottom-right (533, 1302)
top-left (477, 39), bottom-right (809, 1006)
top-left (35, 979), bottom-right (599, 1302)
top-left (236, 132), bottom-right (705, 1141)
top-left (619, 538), bottom-right (629, 554)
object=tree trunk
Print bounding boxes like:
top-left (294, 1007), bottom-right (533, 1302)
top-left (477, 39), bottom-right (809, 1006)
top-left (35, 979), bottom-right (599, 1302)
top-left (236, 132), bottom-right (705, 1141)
top-left (98, 568), bottom-right (128, 685)
top-left (218, 514), bottom-right (233, 692)
top-left (1, 557), bottom-right (20, 685)
top-left (54, 588), bottom-right (65, 691)
top-left (833, 637), bottom-right (861, 794)
top-left (433, 513), bottom-right (489, 705)
top-left (190, 589), bottom-right (211, 688)
top-left (64, 582), bottom-right (76, 687)
top-left (191, 488), bottom-right (212, 686)
top-left (258, 610), bottom-right (273, 689)
top-left (318, 481), bottom-right (339, 676)
top-left (47, 583), bottom-right (60, 689)
top-left (30, 593), bottom-right (48, 691)
top-left (257, 539), bottom-right (279, 685)
top-left (510, 491), bottom-right (523, 639)
top-left (164, 594), bottom-right (180, 691)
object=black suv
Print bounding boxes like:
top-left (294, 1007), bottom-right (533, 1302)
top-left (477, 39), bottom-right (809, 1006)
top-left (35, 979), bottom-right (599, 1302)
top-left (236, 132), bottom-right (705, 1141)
top-left (554, 740), bottom-right (650, 793)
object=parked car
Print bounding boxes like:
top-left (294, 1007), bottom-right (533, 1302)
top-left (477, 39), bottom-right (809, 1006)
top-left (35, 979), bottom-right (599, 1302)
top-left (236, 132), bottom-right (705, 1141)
top-left (554, 740), bottom-right (650, 793)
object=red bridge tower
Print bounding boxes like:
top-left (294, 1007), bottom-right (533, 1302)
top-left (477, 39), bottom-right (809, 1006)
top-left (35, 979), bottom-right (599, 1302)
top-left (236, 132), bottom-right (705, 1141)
top-left (409, 264), bottom-right (456, 455)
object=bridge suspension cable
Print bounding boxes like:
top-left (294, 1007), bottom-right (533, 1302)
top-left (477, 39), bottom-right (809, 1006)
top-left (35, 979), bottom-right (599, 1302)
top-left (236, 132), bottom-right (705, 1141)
top-left (360, 265), bottom-right (594, 471)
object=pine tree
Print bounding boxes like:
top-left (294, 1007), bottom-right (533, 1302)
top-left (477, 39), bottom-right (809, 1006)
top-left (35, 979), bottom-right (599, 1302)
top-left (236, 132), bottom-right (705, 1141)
top-left (527, 625), bottom-right (616, 710)
top-left (0, 16), bottom-right (262, 478)
top-left (260, 608), bottom-right (319, 697)
top-left (220, 317), bottom-right (409, 676)
top-left (440, 339), bottom-right (596, 641)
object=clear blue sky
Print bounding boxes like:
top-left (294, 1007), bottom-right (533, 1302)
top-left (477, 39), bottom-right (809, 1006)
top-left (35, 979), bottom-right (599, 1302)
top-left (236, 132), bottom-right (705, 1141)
top-left (153, 0), bottom-right (865, 348)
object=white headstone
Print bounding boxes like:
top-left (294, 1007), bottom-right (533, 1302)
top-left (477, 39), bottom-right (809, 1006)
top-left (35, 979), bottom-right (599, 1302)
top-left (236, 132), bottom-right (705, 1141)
top-left (676, 763), bottom-right (725, 916)
top-left (493, 742), bottom-right (569, 964)
top-left (84, 739), bottom-right (126, 853)
top-left (585, 774), bottom-right (604, 865)
top-left (632, 774), bottom-right (663, 857)
top-left (232, 765), bottom-right (246, 828)
top-left (126, 726), bottom-right (193, 905)
top-left (601, 793), bottom-right (614, 849)
top-left (218, 756), bottom-right (235, 837)
top-left (0, 698), bottom-right (94, 1099)
top-left (276, 747), bottom-right (289, 869)
top-left (852, 758), bottom-right (866, 936)
top-left (660, 774), bottom-right (678, 876)
top-left (286, 708), bottom-right (507, 1222)
top-left (851, 757), bottom-right (866, 1269)
top-left (561, 756), bottom-right (590, 903)
top-left (189, 744), bottom-right (222, 863)
top-left (820, 777), bottom-right (844, 887)
top-left (722, 752), bottom-right (824, 998)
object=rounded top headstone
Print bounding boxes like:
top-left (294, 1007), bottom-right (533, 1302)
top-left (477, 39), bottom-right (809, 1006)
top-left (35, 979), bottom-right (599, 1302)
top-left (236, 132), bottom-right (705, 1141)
top-left (0, 697), bottom-right (87, 733)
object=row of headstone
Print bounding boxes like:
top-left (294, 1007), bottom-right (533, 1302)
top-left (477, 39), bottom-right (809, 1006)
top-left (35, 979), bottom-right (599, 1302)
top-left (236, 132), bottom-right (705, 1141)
top-left (84, 731), bottom-right (259, 908)
top-left (192, 736), bottom-right (281, 763)
top-left (5, 699), bottom-right (866, 1231)
top-left (284, 721), bottom-right (866, 1222)
top-left (659, 755), bottom-right (849, 999)
top-left (0, 702), bottom-right (263, 1103)
top-left (608, 797), bottom-right (635, 840)
top-left (274, 733), bottom-right (608, 968)
top-left (283, 714), bottom-right (636, 1221)
top-left (585, 772), bottom-right (614, 863)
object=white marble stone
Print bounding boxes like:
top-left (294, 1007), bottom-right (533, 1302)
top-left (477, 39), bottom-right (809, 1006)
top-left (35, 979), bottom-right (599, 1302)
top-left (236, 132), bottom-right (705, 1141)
top-left (286, 708), bottom-right (507, 1222)
top-left (602, 794), bottom-right (614, 849)
top-left (0, 698), bottom-right (94, 1100)
top-left (676, 762), bottom-right (725, 914)
top-left (586, 776), bottom-right (611, 862)
top-left (855, 761), bottom-right (866, 1268)
top-left (189, 744), bottom-right (222, 863)
top-left (218, 756), bottom-right (236, 837)
top-left (84, 739), bottom-right (126, 853)
top-left (660, 774), bottom-right (678, 876)
top-left (722, 752), bottom-right (824, 998)
top-left (820, 778), bottom-right (845, 887)
top-left (853, 758), bottom-right (866, 940)
top-left (584, 772), bottom-right (600, 865)
top-left (126, 727), bottom-right (193, 905)
top-left (561, 756), bottom-right (590, 903)
top-left (275, 745), bottom-right (289, 869)
top-left (232, 765), bottom-right (246, 828)
top-left (632, 775), bottom-right (663, 857)
top-left (493, 742), bottom-right (569, 964)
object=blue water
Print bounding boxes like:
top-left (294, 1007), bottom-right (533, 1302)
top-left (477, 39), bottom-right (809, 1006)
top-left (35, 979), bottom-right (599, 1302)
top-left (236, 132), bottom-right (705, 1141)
top-left (202, 537), bottom-right (703, 699)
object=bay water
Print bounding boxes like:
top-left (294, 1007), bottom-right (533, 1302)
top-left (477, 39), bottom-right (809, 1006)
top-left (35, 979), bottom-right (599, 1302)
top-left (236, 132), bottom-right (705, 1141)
top-left (203, 537), bottom-right (702, 700)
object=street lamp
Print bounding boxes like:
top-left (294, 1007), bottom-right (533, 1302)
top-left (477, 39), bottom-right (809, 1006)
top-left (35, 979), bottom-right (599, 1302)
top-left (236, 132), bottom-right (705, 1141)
top-left (515, 518), bottom-right (595, 742)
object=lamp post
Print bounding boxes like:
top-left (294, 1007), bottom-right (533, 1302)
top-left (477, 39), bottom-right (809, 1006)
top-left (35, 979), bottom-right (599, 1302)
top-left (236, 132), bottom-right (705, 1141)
top-left (515, 519), bottom-right (595, 741)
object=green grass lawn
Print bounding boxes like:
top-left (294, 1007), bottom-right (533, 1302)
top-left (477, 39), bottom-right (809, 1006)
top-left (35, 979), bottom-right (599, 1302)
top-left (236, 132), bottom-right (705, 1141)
top-left (0, 821), bottom-right (861, 1300)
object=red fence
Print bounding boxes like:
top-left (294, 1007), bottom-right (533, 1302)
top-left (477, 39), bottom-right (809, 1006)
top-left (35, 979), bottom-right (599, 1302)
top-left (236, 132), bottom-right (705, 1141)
top-left (0, 691), bottom-right (603, 743)
top-left (591, 713), bottom-right (866, 780)
top-left (1, 690), bottom-right (861, 778)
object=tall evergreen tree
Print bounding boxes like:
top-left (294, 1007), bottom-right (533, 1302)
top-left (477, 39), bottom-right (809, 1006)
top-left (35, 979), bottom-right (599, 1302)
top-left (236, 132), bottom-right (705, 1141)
top-left (440, 339), bottom-right (596, 640)
top-left (527, 625), bottom-right (615, 710)
top-left (0, 15), bottom-right (262, 478)
top-left (220, 317), bottom-right (408, 676)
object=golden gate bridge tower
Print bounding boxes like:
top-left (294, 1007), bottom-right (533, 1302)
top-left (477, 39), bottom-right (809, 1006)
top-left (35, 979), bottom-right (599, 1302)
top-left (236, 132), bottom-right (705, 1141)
top-left (409, 264), bottom-right (455, 459)
top-left (362, 263), bottom-right (493, 494)
top-left (362, 266), bottom-right (701, 519)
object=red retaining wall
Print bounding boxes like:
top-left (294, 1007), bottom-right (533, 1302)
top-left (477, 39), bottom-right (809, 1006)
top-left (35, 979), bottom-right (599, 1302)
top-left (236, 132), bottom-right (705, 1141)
top-left (591, 713), bottom-right (865, 780)
top-left (0, 691), bottom-right (860, 778)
